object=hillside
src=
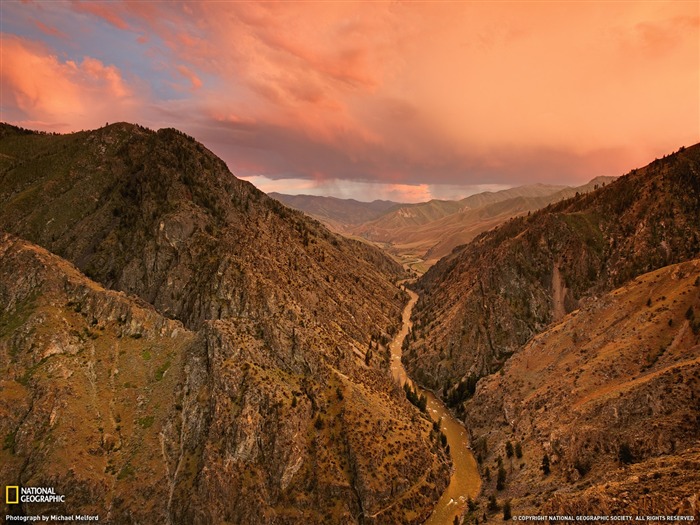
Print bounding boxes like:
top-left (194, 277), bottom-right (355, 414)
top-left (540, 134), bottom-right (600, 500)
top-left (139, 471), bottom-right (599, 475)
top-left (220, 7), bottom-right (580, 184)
top-left (405, 144), bottom-right (700, 396)
top-left (353, 185), bottom-right (564, 240)
top-left (421, 178), bottom-right (616, 265)
top-left (268, 192), bottom-right (400, 233)
top-left (465, 260), bottom-right (700, 518)
top-left (0, 123), bottom-right (450, 524)
top-left (349, 183), bottom-right (614, 269)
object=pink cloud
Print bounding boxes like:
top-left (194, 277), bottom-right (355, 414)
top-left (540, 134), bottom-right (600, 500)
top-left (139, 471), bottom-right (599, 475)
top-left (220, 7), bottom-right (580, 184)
top-left (34, 20), bottom-right (67, 39)
top-left (4, 1), bottom-right (699, 190)
top-left (0, 35), bottom-right (138, 131)
top-left (176, 65), bottom-right (202, 90)
top-left (71, 1), bottom-right (130, 30)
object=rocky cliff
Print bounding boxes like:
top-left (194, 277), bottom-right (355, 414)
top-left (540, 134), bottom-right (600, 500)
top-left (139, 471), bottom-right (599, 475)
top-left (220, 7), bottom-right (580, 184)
top-left (0, 122), bottom-right (450, 524)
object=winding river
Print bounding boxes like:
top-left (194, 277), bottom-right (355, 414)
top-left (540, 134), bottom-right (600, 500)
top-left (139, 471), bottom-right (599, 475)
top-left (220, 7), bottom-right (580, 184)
top-left (390, 288), bottom-right (482, 525)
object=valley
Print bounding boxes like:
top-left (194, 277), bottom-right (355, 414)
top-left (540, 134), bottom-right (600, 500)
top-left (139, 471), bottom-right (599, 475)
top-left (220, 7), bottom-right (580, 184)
top-left (1, 122), bottom-right (698, 523)
top-left (3, 0), bottom-right (699, 521)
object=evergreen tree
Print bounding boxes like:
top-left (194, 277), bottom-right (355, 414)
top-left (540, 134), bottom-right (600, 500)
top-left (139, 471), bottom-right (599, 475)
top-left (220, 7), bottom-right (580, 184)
top-left (541, 453), bottom-right (550, 475)
top-left (505, 441), bottom-right (514, 458)
top-left (496, 466), bottom-right (507, 490)
top-left (503, 500), bottom-right (512, 521)
top-left (515, 442), bottom-right (523, 459)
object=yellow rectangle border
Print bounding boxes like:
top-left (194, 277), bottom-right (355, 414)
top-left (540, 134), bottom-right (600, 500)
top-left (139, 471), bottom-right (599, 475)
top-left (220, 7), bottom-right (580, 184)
top-left (6, 485), bottom-right (19, 504)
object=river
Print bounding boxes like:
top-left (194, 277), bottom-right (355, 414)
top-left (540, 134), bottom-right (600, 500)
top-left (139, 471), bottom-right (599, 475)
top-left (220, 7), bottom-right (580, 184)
top-left (390, 289), bottom-right (482, 525)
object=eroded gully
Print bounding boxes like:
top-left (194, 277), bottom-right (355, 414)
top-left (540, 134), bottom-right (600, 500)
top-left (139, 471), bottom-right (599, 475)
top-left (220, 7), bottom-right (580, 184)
top-left (390, 288), bottom-right (482, 525)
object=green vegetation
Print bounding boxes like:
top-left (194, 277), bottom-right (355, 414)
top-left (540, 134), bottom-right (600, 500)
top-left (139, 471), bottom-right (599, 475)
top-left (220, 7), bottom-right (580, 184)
top-left (1, 292), bottom-right (39, 355)
top-left (138, 415), bottom-right (155, 429)
top-left (117, 463), bottom-right (135, 480)
top-left (505, 441), bottom-right (514, 458)
top-left (3, 431), bottom-right (16, 453)
top-left (155, 360), bottom-right (171, 381)
top-left (496, 465), bottom-right (507, 490)
top-left (503, 500), bottom-right (512, 521)
top-left (445, 373), bottom-right (478, 408)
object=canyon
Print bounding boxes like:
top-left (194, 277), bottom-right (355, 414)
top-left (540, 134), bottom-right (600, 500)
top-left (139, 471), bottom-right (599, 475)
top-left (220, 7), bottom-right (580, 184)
top-left (2, 122), bottom-right (699, 523)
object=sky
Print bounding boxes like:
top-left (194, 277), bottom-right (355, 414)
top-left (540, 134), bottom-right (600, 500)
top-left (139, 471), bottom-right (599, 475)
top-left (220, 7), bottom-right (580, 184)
top-left (1, 1), bottom-right (698, 203)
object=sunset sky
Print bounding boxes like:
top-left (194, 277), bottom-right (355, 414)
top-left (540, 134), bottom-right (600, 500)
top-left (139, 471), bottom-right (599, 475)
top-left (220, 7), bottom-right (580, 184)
top-left (1, 1), bottom-right (698, 202)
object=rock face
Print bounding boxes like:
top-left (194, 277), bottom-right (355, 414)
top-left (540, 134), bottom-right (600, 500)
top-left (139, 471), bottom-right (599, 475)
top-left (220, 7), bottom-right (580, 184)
top-left (0, 123), bottom-right (450, 524)
top-left (465, 260), bottom-right (700, 518)
top-left (406, 144), bottom-right (700, 393)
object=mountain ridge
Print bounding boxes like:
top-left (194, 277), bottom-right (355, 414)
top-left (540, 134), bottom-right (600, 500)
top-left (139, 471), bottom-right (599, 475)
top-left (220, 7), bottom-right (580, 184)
top-left (0, 122), bottom-right (450, 524)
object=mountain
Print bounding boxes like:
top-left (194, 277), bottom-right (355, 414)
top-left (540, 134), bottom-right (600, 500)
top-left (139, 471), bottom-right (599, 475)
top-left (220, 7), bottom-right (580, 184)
top-left (268, 192), bottom-right (400, 233)
top-left (421, 178), bottom-right (617, 265)
top-left (466, 260), bottom-right (700, 517)
top-left (405, 144), bottom-right (700, 394)
top-left (349, 183), bottom-right (617, 269)
top-left (402, 144), bottom-right (700, 518)
top-left (0, 123), bottom-right (449, 524)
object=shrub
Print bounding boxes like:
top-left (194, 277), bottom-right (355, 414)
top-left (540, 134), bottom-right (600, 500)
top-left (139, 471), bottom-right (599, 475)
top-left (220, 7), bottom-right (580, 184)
top-left (619, 443), bottom-right (634, 464)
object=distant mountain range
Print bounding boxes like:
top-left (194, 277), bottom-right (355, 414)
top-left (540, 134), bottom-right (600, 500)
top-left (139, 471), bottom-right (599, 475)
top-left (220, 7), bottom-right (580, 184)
top-left (271, 178), bottom-right (617, 269)
top-left (268, 192), bottom-right (399, 232)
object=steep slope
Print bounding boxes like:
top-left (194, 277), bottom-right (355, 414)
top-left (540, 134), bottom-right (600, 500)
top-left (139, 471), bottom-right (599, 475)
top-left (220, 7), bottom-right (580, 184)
top-left (0, 123), bottom-right (404, 338)
top-left (405, 144), bottom-right (700, 395)
top-left (268, 192), bottom-right (400, 233)
top-left (351, 184), bottom-right (566, 246)
top-left (0, 123), bottom-right (450, 524)
top-left (422, 177), bottom-right (616, 265)
top-left (465, 260), bottom-right (700, 518)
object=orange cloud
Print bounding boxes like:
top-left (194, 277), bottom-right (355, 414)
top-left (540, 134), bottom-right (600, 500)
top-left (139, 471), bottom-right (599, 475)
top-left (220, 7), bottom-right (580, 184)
top-left (71, 1), bottom-right (130, 30)
top-left (176, 65), bottom-right (202, 90)
top-left (0, 35), bottom-right (137, 131)
top-left (34, 20), bottom-right (67, 39)
top-left (4, 1), bottom-right (699, 189)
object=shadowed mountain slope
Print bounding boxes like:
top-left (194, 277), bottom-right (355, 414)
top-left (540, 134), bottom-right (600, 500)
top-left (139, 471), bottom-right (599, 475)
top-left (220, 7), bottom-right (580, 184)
top-left (0, 123), bottom-right (450, 524)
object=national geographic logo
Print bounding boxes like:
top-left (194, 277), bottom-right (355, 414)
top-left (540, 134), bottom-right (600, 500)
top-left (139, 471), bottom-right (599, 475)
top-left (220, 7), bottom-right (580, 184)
top-left (6, 486), bottom-right (19, 504)
top-left (5, 486), bottom-right (66, 504)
